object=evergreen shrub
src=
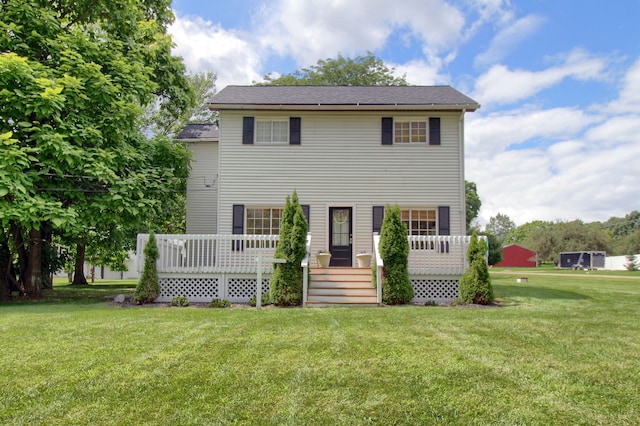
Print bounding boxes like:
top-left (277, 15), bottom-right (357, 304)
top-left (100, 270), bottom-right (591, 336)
top-left (270, 191), bottom-right (308, 306)
top-left (379, 205), bottom-right (414, 304)
top-left (134, 231), bottom-right (160, 304)
top-left (459, 232), bottom-right (494, 305)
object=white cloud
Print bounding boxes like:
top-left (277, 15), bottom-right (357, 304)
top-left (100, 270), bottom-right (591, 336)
top-left (468, 133), bottom-right (640, 225)
top-left (466, 106), bottom-right (596, 158)
top-left (391, 60), bottom-right (445, 85)
top-left (169, 14), bottom-right (263, 90)
top-left (474, 14), bottom-right (546, 68)
top-left (607, 57), bottom-right (640, 113)
top-left (473, 49), bottom-right (609, 106)
top-left (257, 0), bottom-right (465, 67)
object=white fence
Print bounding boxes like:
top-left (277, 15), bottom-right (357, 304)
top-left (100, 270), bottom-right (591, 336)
top-left (137, 234), bottom-right (280, 274)
top-left (604, 254), bottom-right (640, 271)
top-left (407, 235), bottom-right (475, 275)
top-left (136, 233), bottom-right (476, 303)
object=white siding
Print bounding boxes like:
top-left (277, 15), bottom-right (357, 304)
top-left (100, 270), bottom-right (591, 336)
top-left (217, 110), bottom-right (466, 261)
top-left (186, 141), bottom-right (218, 234)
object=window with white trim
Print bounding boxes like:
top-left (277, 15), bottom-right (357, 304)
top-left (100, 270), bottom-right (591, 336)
top-left (256, 120), bottom-right (288, 143)
top-left (401, 208), bottom-right (437, 235)
top-left (246, 207), bottom-right (283, 235)
top-left (395, 120), bottom-right (427, 143)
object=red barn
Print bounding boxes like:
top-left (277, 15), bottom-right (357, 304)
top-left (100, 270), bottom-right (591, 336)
top-left (497, 244), bottom-right (537, 267)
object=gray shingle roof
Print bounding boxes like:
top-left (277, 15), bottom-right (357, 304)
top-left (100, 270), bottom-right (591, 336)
top-left (176, 124), bottom-right (219, 140)
top-left (210, 85), bottom-right (479, 110)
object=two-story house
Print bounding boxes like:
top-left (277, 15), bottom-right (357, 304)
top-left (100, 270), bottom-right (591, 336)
top-left (140, 85), bottom-right (480, 305)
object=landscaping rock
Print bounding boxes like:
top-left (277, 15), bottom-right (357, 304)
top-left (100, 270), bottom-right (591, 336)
top-left (113, 294), bottom-right (126, 304)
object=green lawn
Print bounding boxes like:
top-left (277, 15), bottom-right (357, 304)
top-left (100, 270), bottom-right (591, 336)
top-left (1, 274), bottom-right (639, 425)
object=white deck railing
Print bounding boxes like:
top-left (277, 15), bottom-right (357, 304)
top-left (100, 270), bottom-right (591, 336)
top-left (407, 235), bottom-right (483, 275)
top-left (137, 234), bottom-right (479, 276)
top-left (137, 234), bottom-right (280, 274)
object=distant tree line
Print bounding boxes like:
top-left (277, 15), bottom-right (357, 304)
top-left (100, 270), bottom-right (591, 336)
top-left (475, 211), bottom-right (640, 265)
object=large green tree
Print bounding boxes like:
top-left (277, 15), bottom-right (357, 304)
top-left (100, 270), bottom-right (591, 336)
top-left (0, 0), bottom-right (192, 297)
top-left (142, 71), bottom-right (217, 138)
top-left (261, 52), bottom-right (407, 86)
top-left (485, 212), bottom-right (516, 245)
top-left (523, 220), bottom-right (611, 264)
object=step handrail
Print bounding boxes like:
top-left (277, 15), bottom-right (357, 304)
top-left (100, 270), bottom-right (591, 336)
top-left (302, 233), bottom-right (311, 307)
top-left (373, 232), bottom-right (383, 305)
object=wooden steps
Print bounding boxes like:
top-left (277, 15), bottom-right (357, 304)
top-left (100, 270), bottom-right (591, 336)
top-left (306, 267), bottom-right (379, 307)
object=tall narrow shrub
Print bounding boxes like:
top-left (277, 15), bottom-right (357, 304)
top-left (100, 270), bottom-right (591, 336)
top-left (379, 205), bottom-right (414, 304)
top-left (270, 191), bottom-right (308, 306)
top-left (134, 231), bottom-right (160, 304)
top-left (459, 232), bottom-right (494, 305)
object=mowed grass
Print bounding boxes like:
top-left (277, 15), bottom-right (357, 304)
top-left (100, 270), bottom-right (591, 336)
top-left (1, 273), bottom-right (639, 425)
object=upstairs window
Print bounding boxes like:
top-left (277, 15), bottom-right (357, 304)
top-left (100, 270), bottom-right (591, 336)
top-left (395, 120), bottom-right (427, 144)
top-left (381, 117), bottom-right (440, 145)
top-left (256, 120), bottom-right (288, 143)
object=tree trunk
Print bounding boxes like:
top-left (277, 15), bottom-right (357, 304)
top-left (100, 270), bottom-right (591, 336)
top-left (0, 239), bottom-right (10, 300)
top-left (24, 227), bottom-right (42, 298)
top-left (73, 242), bottom-right (88, 285)
top-left (10, 221), bottom-right (27, 295)
top-left (41, 223), bottom-right (53, 290)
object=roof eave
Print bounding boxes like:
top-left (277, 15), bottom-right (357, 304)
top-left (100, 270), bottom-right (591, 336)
top-left (208, 103), bottom-right (480, 112)
top-left (176, 137), bottom-right (219, 142)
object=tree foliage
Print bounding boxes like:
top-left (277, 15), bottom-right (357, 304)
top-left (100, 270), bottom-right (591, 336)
top-left (523, 220), bottom-right (611, 264)
top-left (260, 52), bottom-right (407, 86)
top-left (465, 181), bottom-right (481, 233)
top-left (486, 212), bottom-right (516, 245)
top-left (379, 205), bottom-right (414, 304)
top-left (142, 71), bottom-right (217, 138)
top-left (459, 232), bottom-right (494, 305)
top-left (0, 0), bottom-right (192, 298)
top-left (270, 191), bottom-right (308, 306)
top-left (483, 232), bottom-right (503, 266)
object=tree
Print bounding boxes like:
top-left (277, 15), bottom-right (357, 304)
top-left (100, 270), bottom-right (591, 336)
top-left (142, 71), bottom-right (217, 138)
top-left (379, 205), bottom-right (414, 304)
top-left (486, 213), bottom-right (516, 245)
top-left (261, 52), bottom-right (407, 86)
top-left (524, 220), bottom-right (611, 264)
top-left (465, 181), bottom-right (481, 233)
top-left (270, 191), bottom-right (308, 306)
top-left (484, 232), bottom-right (503, 266)
top-left (459, 232), bottom-right (494, 305)
top-left (503, 220), bottom-right (551, 246)
top-left (134, 231), bottom-right (160, 304)
top-left (0, 0), bottom-right (192, 297)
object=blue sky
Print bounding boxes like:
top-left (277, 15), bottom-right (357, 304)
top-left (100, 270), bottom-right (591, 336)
top-left (168, 0), bottom-right (640, 227)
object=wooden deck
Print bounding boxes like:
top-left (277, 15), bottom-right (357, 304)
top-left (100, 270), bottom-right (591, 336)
top-left (306, 267), bottom-right (379, 307)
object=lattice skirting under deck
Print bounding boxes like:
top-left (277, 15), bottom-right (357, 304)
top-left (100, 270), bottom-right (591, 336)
top-left (157, 274), bottom-right (270, 303)
top-left (411, 276), bottom-right (460, 303)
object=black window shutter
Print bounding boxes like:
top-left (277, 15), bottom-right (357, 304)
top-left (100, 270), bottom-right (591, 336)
top-left (232, 204), bottom-right (244, 250)
top-left (373, 206), bottom-right (385, 233)
top-left (301, 204), bottom-right (310, 224)
top-left (438, 206), bottom-right (450, 236)
top-left (429, 117), bottom-right (441, 145)
top-left (290, 117), bottom-right (301, 145)
top-left (381, 117), bottom-right (393, 145)
top-left (242, 117), bottom-right (254, 144)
